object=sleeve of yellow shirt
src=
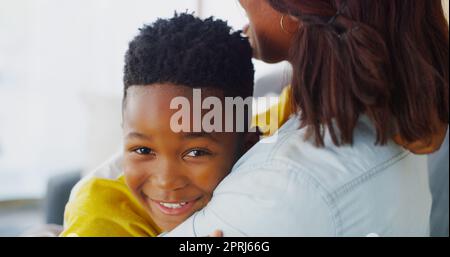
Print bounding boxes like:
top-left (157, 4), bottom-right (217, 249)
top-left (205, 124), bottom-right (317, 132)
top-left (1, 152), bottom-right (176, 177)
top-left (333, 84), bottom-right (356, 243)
top-left (252, 85), bottom-right (294, 137)
top-left (60, 175), bottom-right (161, 237)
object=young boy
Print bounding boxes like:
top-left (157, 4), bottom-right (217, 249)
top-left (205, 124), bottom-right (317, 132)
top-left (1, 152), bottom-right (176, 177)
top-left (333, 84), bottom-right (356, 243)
top-left (60, 13), bottom-right (256, 236)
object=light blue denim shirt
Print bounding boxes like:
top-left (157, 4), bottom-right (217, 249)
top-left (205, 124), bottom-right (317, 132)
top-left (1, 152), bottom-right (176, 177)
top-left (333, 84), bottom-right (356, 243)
top-left (165, 115), bottom-right (431, 237)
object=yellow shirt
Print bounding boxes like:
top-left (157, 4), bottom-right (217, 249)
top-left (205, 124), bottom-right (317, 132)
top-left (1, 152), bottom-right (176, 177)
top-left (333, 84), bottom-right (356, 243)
top-left (252, 85), bottom-right (294, 137)
top-left (60, 175), bottom-right (161, 237)
top-left (61, 86), bottom-right (293, 237)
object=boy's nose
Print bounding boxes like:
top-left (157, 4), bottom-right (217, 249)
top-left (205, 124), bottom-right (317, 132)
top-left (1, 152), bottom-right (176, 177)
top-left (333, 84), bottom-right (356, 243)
top-left (152, 162), bottom-right (188, 191)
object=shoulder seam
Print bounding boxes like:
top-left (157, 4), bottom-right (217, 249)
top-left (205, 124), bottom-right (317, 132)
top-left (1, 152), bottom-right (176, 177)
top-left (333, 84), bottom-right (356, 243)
top-left (329, 151), bottom-right (410, 202)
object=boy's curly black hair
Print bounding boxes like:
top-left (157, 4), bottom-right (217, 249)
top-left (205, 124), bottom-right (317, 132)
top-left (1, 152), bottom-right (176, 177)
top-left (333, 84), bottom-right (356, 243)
top-left (123, 13), bottom-right (254, 99)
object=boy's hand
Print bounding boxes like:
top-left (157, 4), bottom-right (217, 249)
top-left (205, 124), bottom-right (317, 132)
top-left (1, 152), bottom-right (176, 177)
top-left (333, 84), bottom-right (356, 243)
top-left (208, 230), bottom-right (223, 237)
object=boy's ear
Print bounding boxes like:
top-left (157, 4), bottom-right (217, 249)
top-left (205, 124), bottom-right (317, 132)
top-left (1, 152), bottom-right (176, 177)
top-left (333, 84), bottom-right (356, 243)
top-left (242, 127), bottom-right (262, 153)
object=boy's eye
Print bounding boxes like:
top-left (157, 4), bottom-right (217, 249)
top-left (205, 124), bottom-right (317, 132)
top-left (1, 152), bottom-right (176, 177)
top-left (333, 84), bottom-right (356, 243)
top-left (134, 147), bottom-right (154, 155)
top-left (185, 149), bottom-right (211, 158)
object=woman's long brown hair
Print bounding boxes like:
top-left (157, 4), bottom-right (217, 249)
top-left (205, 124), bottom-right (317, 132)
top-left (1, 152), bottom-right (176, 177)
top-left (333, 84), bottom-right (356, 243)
top-left (268, 0), bottom-right (449, 147)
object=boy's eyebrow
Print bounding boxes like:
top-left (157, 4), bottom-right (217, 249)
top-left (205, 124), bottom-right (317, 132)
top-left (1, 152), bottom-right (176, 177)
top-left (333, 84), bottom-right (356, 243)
top-left (126, 132), bottom-right (151, 141)
top-left (182, 132), bottom-right (220, 143)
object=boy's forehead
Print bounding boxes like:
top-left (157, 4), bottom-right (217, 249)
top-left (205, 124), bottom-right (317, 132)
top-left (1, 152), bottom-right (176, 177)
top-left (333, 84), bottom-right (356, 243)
top-left (123, 83), bottom-right (250, 137)
top-left (123, 84), bottom-right (236, 131)
top-left (124, 85), bottom-right (224, 116)
top-left (125, 84), bottom-right (225, 100)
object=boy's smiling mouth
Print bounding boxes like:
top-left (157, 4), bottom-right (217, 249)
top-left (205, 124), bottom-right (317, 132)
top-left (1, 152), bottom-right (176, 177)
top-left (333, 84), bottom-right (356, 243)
top-left (145, 196), bottom-right (203, 216)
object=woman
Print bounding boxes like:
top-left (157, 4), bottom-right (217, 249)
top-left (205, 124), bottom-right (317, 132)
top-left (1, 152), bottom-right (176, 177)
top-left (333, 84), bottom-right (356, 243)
top-left (247, 0), bottom-right (448, 152)
top-left (71, 0), bottom-right (448, 236)
top-left (164, 0), bottom-right (448, 236)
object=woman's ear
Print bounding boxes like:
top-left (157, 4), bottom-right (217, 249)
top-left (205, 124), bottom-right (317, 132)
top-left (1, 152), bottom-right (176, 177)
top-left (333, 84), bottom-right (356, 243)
top-left (280, 14), bottom-right (300, 34)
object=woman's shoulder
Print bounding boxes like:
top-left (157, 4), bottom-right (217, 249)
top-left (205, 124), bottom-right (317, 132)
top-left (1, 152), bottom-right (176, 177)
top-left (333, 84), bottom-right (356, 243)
top-left (233, 115), bottom-right (428, 197)
top-left (218, 116), bottom-right (430, 236)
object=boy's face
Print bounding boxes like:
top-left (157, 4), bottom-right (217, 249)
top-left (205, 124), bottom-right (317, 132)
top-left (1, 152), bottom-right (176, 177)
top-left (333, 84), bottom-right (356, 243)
top-left (122, 84), bottom-right (245, 231)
